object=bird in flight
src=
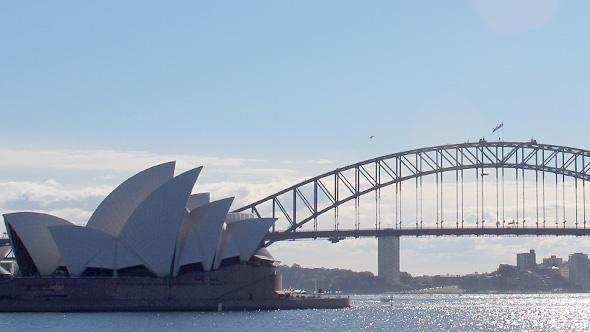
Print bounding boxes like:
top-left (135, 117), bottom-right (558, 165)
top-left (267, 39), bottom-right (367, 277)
top-left (370, 135), bottom-right (375, 139)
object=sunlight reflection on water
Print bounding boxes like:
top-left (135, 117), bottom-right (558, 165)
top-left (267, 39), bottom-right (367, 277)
top-left (2, 294), bottom-right (590, 331)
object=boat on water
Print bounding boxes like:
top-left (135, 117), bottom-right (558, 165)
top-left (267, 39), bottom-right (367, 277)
top-left (379, 295), bottom-right (394, 302)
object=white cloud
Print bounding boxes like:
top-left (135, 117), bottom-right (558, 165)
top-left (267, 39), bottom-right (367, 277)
top-left (198, 180), bottom-right (296, 209)
top-left (0, 145), bottom-right (309, 238)
top-left (307, 159), bottom-right (333, 165)
top-left (42, 208), bottom-right (93, 226)
top-left (0, 146), bottom-right (263, 172)
top-left (0, 144), bottom-right (308, 191)
top-left (0, 181), bottom-right (110, 207)
top-left (0, 180), bottom-right (110, 230)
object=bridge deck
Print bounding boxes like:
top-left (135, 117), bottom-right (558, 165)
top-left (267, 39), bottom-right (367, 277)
top-left (265, 227), bottom-right (590, 242)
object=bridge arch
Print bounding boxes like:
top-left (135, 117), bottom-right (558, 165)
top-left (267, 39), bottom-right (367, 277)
top-left (234, 140), bottom-right (590, 242)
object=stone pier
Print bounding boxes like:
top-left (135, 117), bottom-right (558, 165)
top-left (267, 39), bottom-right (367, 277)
top-left (378, 236), bottom-right (400, 284)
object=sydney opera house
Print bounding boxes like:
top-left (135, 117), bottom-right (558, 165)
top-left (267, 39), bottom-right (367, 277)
top-left (0, 162), bottom-right (349, 311)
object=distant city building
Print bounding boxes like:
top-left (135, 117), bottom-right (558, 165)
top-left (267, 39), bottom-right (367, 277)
top-left (432, 275), bottom-right (462, 287)
top-left (560, 263), bottom-right (569, 280)
top-left (516, 249), bottom-right (537, 272)
top-left (541, 255), bottom-right (563, 268)
top-left (567, 253), bottom-right (590, 291)
top-left (414, 275), bottom-right (432, 285)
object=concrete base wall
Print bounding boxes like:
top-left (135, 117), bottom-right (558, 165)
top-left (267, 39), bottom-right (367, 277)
top-left (0, 263), bottom-right (351, 311)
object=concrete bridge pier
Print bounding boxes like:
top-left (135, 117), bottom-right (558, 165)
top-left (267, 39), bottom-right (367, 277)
top-left (378, 236), bottom-right (400, 284)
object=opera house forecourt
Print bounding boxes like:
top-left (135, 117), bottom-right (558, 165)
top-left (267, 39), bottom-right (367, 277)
top-left (0, 162), bottom-right (349, 311)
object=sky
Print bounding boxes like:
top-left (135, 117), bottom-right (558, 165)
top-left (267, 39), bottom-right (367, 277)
top-left (2, 0), bottom-right (590, 276)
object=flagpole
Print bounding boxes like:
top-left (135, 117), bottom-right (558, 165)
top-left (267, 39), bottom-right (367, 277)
top-left (492, 121), bottom-right (504, 141)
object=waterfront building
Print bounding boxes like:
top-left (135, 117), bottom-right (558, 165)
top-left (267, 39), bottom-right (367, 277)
top-left (516, 249), bottom-right (536, 272)
top-left (541, 255), bottom-right (563, 268)
top-left (4, 162), bottom-right (277, 278)
top-left (561, 263), bottom-right (569, 281)
top-left (0, 162), bottom-right (351, 311)
top-left (567, 253), bottom-right (590, 292)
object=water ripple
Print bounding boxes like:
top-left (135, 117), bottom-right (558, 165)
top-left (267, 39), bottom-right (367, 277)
top-left (1, 294), bottom-right (590, 331)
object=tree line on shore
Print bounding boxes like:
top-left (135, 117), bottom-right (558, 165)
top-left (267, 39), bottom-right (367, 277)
top-left (278, 263), bottom-right (582, 294)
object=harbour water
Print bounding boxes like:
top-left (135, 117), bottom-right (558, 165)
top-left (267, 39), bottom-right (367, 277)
top-left (2, 293), bottom-right (590, 331)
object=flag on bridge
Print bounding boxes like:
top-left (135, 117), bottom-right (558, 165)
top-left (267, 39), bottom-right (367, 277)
top-left (492, 122), bottom-right (503, 133)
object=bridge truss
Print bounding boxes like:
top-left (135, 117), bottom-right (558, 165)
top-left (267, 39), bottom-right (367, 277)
top-left (234, 140), bottom-right (590, 244)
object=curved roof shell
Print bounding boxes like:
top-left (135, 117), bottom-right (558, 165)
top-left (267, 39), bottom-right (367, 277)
top-left (86, 162), bottom-right (175, 237)
top-left (3, 162), bottom-right (277, 278)
top-left (4, 212), bottom-right (73, 275)
top-left (119, 167), bottom-right (201, 277)
top-left (177, 197), bottom-right (233, 272)
top-left (49, 225), bottom-right (116, 276)
top-left (228, 217), bottom-right (276, 262)
top-left (253, 247), bottom-right (275, 261)
top-left (85, 239), bottom-right (144, 271)
top-left (214, 226), bottom-right (240, 270)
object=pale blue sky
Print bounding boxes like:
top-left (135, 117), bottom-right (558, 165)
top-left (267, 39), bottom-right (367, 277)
top-left (1, 1), bottom-right (589, 275)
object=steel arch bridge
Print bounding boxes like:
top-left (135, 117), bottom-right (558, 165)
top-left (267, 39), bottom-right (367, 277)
top-left (234, 140), bottom-right (590, 245)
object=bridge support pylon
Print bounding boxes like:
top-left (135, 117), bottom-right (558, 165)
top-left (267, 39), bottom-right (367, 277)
top-left (378, 236), bottom-right (400, 284)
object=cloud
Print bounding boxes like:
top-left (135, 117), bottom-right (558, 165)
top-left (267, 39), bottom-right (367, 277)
top-left (0, 180), bottom-right (109, 208)
top-left (0, 180), bottom-right (110, 226)
top-left (0, 145), bottom-right (310, 236)
top-left (203, 168), bottom-right (302, 185)
top-left (307, 159), bottom-right (333, 165)
top-left (0, 144), bottom-right (308, 191)
top-left (0, 146), bottom-right (263, 173)
top-left (198, 180), bottom-right (297, 209)
top-left (471, 0), bottom-right (560, 34)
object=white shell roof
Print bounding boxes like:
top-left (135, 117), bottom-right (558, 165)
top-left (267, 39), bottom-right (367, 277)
top-left (85, 239), bottom-right (144, 270)
top-left (3, 162), bottom-right (277, 277)
top-left (224, 218), bottom-right (276, 262)
top-left (175, 223), bottom-right (205, 267)
top-left (4, 212), bottom-right (73, 275)
top-left (49, 225), bottom-right (116, 276)
top-left (213, 225), bottom-right (240, 269)
top-left (114, 241), bottom-right (145, 269)
top-left (86, 162), bottom-right (175, 237)
top-left (253, 247), bottom-right (275, 261)
top-left (213, 214), bottom-right (276, 269)
top-left (119, 167), bottom-right (201, 277)
top-left (86, 239), bottom-right (117, 269)
top-left (179, 197), bottom-right (234, 271)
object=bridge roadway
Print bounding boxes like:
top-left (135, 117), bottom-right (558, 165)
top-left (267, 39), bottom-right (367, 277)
top-left (264, 227), bottom-right (590, 243)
